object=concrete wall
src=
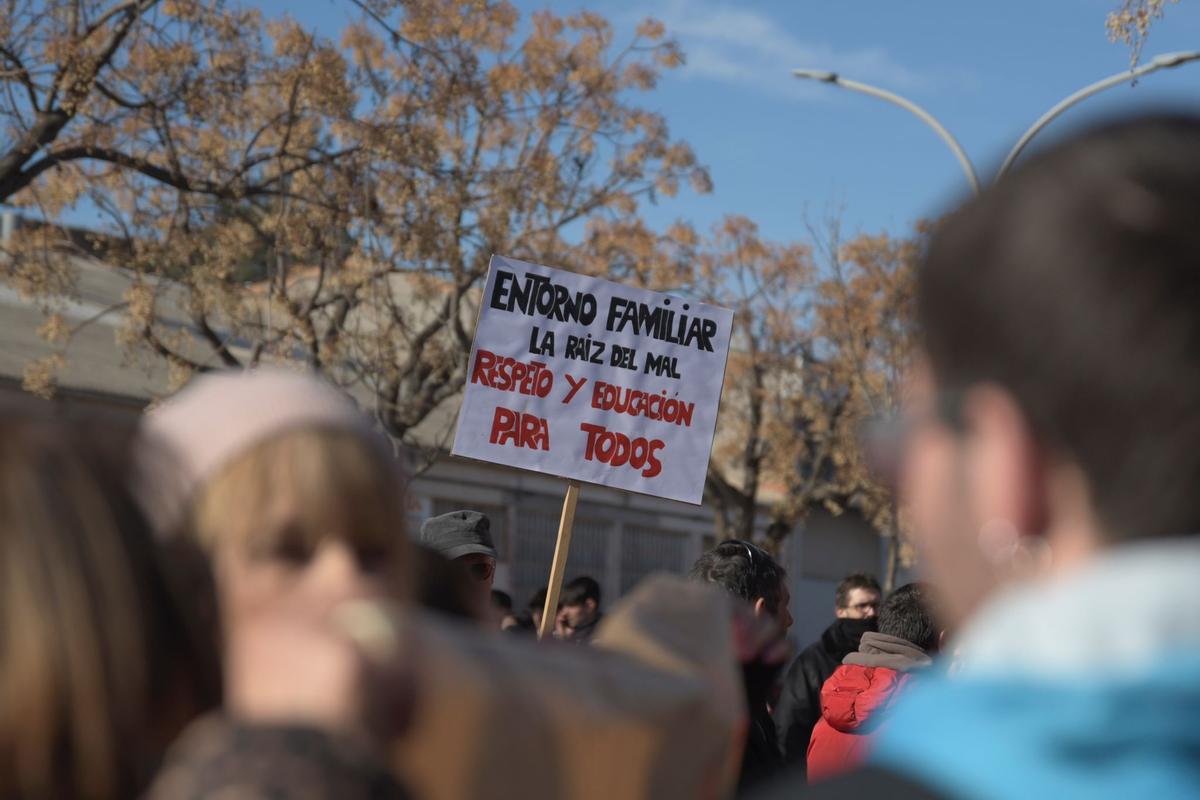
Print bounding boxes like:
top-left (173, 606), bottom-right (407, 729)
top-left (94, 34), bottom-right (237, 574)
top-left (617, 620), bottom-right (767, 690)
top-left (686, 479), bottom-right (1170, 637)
top-left (409, 456), bottom-right (712, 611)
top-left (411, 455), bottom-right (893, 648)
top-left (0, 374), bottom-right (892, 644)
top-left (781, 508), bottom-right (889, 645)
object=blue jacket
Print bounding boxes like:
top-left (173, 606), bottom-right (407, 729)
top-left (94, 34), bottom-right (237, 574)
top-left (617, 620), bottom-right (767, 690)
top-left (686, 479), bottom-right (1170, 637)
top-left (870, 652), bottom-right (1200, 800)
top-left (869, 540), bottom-right (1200, 800)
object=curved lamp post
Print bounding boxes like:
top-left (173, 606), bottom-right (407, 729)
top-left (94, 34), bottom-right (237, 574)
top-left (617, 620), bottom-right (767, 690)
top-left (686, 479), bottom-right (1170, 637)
top-left (794, 50), bottom-right (1200, 194)
top-left (996, 50), bottom-right (1200, 177)
top-left (792, 68), bottom-right (981, 196)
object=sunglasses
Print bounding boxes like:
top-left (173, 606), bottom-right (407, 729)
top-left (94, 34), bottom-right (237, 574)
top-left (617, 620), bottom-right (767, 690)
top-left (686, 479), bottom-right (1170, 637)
top-left (728, 539), bottom-right (770, 587)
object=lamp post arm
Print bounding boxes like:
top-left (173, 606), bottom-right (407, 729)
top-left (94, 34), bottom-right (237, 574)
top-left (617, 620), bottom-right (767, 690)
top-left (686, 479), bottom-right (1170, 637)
top-left (793, 70), bottom-right (980, 196)
top-left (998, 51), bottom-right (1200, 178)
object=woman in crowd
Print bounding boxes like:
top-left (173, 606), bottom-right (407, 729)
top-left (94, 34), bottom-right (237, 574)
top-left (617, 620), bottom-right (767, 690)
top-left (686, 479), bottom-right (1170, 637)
top-left (141, 369), bottom-right (416, 795)
top-left (143, 369), bottom-right (411, 633)
top-left (0, 407), bottom-right (220, 799)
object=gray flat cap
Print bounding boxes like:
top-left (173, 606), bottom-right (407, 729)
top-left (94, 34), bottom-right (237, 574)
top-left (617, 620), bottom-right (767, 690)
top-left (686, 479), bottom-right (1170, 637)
top-left (419, 510), bottom-right (497, 560)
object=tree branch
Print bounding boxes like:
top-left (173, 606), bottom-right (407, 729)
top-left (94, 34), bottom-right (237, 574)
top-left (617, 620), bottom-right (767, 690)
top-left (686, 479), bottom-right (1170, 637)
top-left (0, 43), bottom-right (41, 110)
top-left (194, 312), bottom-right (243, 368)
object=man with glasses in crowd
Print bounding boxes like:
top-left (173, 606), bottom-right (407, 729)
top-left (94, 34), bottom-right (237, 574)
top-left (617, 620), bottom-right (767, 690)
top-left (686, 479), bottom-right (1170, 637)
top-left (835, 574), bottom-right (882, 620)
top-left (775, 573), bottom-right (881, 774)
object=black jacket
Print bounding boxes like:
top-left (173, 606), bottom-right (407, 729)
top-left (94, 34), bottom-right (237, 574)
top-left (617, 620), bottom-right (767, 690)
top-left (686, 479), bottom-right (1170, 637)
top-left (739, 658), bottom-right (786, 792)
top-left (741, 702), bottom-right (784, 793)
top-left (747, 765), bottom-right (950, 800)
top-left (774, 618), bottom-right (876, 770)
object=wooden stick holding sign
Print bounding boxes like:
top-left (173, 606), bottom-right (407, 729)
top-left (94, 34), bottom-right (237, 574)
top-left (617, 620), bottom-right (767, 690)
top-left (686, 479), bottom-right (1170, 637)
top-left (538, 479), bottom-right (581, 640)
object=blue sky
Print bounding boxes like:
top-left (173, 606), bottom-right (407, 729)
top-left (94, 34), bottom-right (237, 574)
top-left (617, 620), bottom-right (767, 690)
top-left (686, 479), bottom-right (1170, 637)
top-left (252, 0), bottom-right (1200, 245)
top-left (593, 0), bottom-right (1200, 241)
top-left (24, 1), bottom-right (1200, 245)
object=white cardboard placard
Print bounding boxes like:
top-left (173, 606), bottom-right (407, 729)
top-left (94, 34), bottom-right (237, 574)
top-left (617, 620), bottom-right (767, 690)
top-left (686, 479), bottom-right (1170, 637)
top-left (450, 255), bottom-right (734, 505)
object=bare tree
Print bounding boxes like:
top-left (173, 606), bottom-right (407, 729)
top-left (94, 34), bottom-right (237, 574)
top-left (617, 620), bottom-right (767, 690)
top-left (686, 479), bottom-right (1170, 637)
top-left (5, 1), bottom-right (710, 463)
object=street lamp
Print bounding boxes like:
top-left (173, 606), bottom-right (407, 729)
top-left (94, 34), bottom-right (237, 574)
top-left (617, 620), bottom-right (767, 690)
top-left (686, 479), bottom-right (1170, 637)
top-left (792, 68), bottom-right (981, 196)
top-left (794, 50), bottom-right (1200, 193)
top-left (996, 51), bottom-right (1200, 177)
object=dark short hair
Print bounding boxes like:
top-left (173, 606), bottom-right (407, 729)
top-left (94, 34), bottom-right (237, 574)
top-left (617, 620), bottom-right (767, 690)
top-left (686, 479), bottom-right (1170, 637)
top-left (688, 540), bottom-right (786, 614)
top-left (920, 113), bottom-right (1200, 542)
top-left (835, 573), bottom-right (881, 610)
top-left (877, 583), bottom-right (938, 652)
top-left (561, 575), bottom-right (601, 608)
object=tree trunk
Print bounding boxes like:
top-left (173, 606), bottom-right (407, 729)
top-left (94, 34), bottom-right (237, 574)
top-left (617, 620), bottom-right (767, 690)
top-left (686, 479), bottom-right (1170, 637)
top-left (883, 528), bottom-right (901, 592)
top-left (735, 493), bottom-right (757, 541)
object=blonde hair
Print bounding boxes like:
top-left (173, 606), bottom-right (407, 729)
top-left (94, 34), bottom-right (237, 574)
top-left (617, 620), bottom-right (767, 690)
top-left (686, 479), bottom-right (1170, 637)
top-left (0, 411), bottom-right (219, 799)
top-left (192, 426), bottom-right (410, 591)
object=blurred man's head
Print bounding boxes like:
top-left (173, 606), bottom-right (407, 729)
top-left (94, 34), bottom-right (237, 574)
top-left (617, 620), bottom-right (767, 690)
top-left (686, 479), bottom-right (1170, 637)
top-left (877, 583), bottom-right (939, 653)
top-left (835, 573), bottom-right (882, 620)
top-left (689, 540), bottom-right (793, 633)
top-left (558, 576), bottom-right (601, 633)
top-left (419, 510), bottom-right (497, 610)
top-left (900, 114), bottom-right (1200, 627)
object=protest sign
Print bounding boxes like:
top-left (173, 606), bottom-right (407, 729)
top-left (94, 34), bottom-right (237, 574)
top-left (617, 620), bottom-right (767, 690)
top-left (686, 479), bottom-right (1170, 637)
top-left (451, 255), bottom-right (734, 505)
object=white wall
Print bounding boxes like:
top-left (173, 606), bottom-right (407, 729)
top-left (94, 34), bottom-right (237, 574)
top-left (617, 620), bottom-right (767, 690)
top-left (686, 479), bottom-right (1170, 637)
top-left (411, 455), bottom-right (890, 645)
top-left (781, 508), bottom-right (888, 646)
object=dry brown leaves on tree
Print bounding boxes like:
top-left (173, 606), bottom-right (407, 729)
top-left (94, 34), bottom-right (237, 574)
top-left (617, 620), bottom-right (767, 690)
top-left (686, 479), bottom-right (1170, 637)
top-left (2, 0), bottom-right (709, 464)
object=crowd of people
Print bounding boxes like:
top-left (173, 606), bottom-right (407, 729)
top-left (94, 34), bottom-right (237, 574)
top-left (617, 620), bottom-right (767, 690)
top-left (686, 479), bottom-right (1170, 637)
top-left (414, 507), bottom-right (607, 641)
top-left (2, 113), bottom-right (1199, 799)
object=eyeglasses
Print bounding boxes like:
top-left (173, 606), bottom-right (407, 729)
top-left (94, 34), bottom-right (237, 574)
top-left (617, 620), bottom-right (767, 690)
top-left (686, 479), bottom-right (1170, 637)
top-left (861, 390), bottom-right (968, 490)
top-left (846, 600), bottom-right (879, 614)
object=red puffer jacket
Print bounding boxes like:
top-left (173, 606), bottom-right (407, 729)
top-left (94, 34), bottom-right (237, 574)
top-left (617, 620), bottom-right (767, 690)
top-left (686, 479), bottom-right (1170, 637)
top-left (806, 664), bottom-right (914, 783)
